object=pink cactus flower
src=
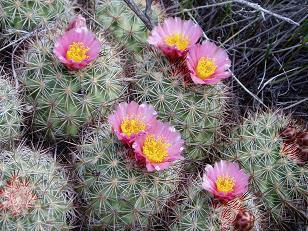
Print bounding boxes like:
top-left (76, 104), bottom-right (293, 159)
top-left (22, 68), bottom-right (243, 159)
top-left (108, 101), bottom-right (158, 145)
top-left (187, 41), bottom-right (232, 85)
top-left (148, 17), bottom-right (203, 58)
top-left (202, 160), bottom-right (249, 201)
top-left (133, 120), bottom-right (184, 172)
top-left (53, 16), bottom-right (101, 70)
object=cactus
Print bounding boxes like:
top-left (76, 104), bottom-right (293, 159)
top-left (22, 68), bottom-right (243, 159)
top-left (94, 0), bottom-right (164, 53)
top-left (0, 146), bottom-right (75, 230)
top-left (0, 0), bottom-right (73, 41)
top-left (170, 179), bottom-right (261, 231)
top-left (0, 77), bottom-right (22, 146)
top-left (132, 49), bottom-right (228, 161)
top-left (223, 111), bottom-right (307, 227)
top-left (18, 28), bottom-right (127, 140)
top-left (76, 123), bottom-right (181, 230)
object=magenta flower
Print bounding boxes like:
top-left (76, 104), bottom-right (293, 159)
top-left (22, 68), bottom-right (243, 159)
top-left (133, 120), bottom-right (184, 172)
top-left (187, 41), bottom-right (231, 85)
top-left (53, 16), bottom-right (101, 70)
top-left (108, 101), bottom-right (158, 145)
top-left (148, 17), bottom-right (203, 58)
top-left (202, 160), bottom-right (249, 201)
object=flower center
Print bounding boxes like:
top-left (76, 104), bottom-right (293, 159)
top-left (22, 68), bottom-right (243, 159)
top-left (142, 135), bottom-right (170, 163)
top-left (196, 57), bottom-right (217, 79)
top-left (165, 33), bottom-right (189, 51)
top-left (120, 119), bottom-right (146, 138)
top-left (66, 42), bottom-right (90, 62)
top-left (216, 175), bottom-right (235, 193)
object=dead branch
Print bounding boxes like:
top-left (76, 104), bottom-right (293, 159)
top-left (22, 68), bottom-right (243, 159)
top-left (233, 0), bottom-right (300, 26)
top-left (124, 0), bottom-right (154, 30)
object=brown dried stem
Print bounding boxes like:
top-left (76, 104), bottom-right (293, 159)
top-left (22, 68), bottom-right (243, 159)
top-left (124, 0), bottom-right (154, 30)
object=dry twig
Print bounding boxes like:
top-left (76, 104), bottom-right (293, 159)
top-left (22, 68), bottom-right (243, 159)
top-left (124, 0), bottom-right (154, 29)
top-left (233, 0), bottom-right (300, 26)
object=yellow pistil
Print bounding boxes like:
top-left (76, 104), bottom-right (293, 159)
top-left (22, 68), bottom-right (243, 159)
top-left (196, 57), bottom-right (217, 79)
top-left (216, 175), bottom-right (235, 193)
top-left (165, 33), bottom-right (189, 51)
top-left (66, 42), bottom-right (90, 62)
top-left (120, 119), bottom-right (146, 137)
top-left (143, 135), bottom-right (170, 163)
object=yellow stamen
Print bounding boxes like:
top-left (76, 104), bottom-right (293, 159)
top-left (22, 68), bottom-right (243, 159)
top-left (196, 57), bottom-right (217, 79)
top-left (120, 119), bottom-right (146, 137)
top-left (216, 175), bottom-right (235, 193)
top-left (143, 135), bottom-right (170, 163)
top-left (165, 33), bottom-right (189, 51)
top-left (66, 42), bottom-right (90, 62)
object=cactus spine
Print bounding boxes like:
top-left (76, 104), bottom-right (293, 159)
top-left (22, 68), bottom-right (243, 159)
top-left (0, 146), bottom-right (75, 230)
top-left (133, 49), bottom-right (228, 161)
top-left (94, 0), bottom-right (164, 52)
top-left (76, 123), bottom-right (181, 230)
top-left (223, 111), bottom-right (307, 227)
top-left (0, 77), bottom-right (22, 146)
top-left (18, 28), bottom-right (127, 140)
top-left (0, 0), bottom-right (73, 40)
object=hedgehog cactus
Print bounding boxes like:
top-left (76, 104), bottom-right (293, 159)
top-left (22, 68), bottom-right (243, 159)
top-left (18, 28), bottom-right (127, 140)
top-left (0, 78), bottom-right (22, 146)
top-left (223, 111), bottom-right (307, 227)
top-left (170, 179), bottom-right (261, 231)
top-left (0, 0), bottom-right (73, 41)
top-left (0, 146), bottom-right (75, 230)
top-left (132, 49), bottom-right (228, 161)
top-left (94, 0), bottom-right (164, 52)
top-left (76, 123), bottom-right (181, 230)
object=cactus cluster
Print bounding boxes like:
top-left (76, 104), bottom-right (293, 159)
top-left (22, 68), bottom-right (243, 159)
top-left (0, 0), bottom-right (306, 230)
top-left (94, 0), bottom-right (164, 52)
top-left (0, 146), bottom-right (75, 230)
top-left (133, 49), bottom-right (228, 161)
top-left (18, 29), bottom-right (127, 140)
top-left (76, 123), bottom-right (181, 230)
top-left (0, 77), bottom-right (22, 146)
top-left (223, 111), bottom-right (307, 227)
top-left (0, 0), bottom-right (73, 41)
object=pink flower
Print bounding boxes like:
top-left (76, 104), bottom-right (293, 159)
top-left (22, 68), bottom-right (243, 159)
top-left (53, 16), bottom-right (101, 70)
top-left (202, 160), bottom-right (249, 201)
top-left (133, 120), bottom-right (184, 172)
top-left (187, 41), bottom-right (231, 85)
top-left (148, 17), bottom-right (203, 58)
top-left (108, 101), bottom-right (157, 145)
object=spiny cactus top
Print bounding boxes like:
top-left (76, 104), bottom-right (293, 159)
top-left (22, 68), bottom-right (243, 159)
top-left (0, 146), bottom-right (75, 230)
top-left (187, 41), bottom-right (232, 84)
top-left (148, 17), bottom-right (203, 58)
top-left (0, 78), bottom-right (22, 146)
top-left (0, 0), bottom-right (72, 38)
top-left (94, 0), bottom-right (164, 53)
top-left (0, 173), bottom-right (38, 217)
top-left (133, 49), bottom-right (228, 161)
top-left (223, 111), bottom-right (307, 227)
top-left (18, 19), bottom-right (126, 140)
top-left (76, 123), bottom-right (181, 230)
